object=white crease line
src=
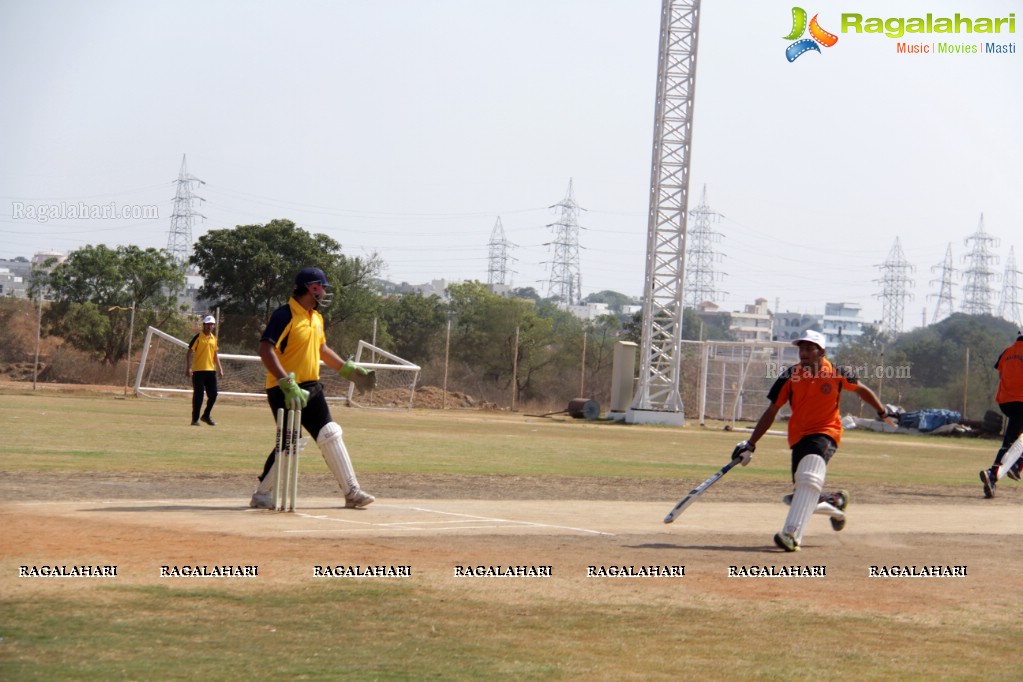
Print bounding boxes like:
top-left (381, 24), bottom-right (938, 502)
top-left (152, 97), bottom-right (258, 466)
top-left (280, 504), bottom-right (613, 536)
top-left (406, 505), bottom-right (613, 536)
top-left (285, 525), bottom-right (526, 534)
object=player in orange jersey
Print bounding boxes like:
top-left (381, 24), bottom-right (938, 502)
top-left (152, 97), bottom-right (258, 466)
top-left (730, 330), bottom-right (895, 552)
top-left (980, 328), bottom-right (1023, 498)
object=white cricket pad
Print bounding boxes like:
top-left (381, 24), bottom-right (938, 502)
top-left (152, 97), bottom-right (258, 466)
top-left (995, 434), bottom-right (1023, 481)
top-left (782, 454), bottom-right (827, 544)
top-left (257, 456), bottom-right (279, 495)
top-left (317, 421), bottom-right (359, 495)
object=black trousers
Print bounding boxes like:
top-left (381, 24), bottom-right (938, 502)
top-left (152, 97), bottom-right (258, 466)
top-left (993, 401), bottom-right (1023, 466)
top-left (191, 371), bottom-right (218, 421)
top-left (790, 434), bottom-right (837, 481)
top-left (259, 381), bottom-right (333, 481)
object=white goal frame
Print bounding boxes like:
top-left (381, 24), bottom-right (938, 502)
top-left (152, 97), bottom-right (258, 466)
top-left (133, 326), bottom-right (421, 409)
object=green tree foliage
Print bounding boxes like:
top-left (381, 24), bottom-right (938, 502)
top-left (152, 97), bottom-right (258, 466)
top-left (893, 313), bottom-right (1017, 418)
top-left (39, 245), bottom-right (185, 364)
top-left (375, 292), bottom-right (449, 366)
top-left (446, 281), bottom-right (563, 402)
top-left (190, 219), bottom-right (381, 350)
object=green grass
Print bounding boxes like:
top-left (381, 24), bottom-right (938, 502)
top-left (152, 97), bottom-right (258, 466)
top-left (0, 390), bottom-right (997, 485)
top-left (2, 582), bottom-right (1018, 681)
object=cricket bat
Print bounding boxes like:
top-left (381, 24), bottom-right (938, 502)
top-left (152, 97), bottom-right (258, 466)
top-left (663, 458), bottom-right (739, 523)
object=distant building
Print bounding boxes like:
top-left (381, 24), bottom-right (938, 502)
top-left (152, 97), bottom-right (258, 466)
top-left (563, 301), bottom-right (611, 321)
top-left (774, 302), bottom-right (865, 349)
top-left (0, 252), bottom-right (65, 298)
top-left (820, 302), bottom-right (865, 348)
top-left (729, 297), bottom-right (773, 342)
top-left (0, 263), bottom-right (27, 297)
top-left (774, 312), bottom-right (819, 344)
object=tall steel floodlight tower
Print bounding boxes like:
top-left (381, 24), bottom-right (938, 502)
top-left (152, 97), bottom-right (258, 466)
top-left (929, 243), bottom-right (956, 323)
top-left (960, 213), bottom-right (999, 315)
top-left (487, 216), bottom-right (516, 288)
top-left (683, 184), bottom-right (725, 308)
top-left (998, 246), bottom-right (1022, 323)
top-left (167, 154), bottom-right (206, 269)
top-left (627, 0), bottom-right (702, 426)
top-left (874, 237), bottom-right (915, 338)
top-left (545, 179), bottom-right (583, 305)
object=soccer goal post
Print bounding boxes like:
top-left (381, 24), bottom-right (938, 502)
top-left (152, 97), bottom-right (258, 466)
top-left (134, 326), bottom-right (421, 409)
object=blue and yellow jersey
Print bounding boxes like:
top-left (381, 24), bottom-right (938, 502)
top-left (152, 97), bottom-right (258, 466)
top-left (262, 297), bottom-right (326, 388)
top-left (188, 332), bottom-right (219, 372)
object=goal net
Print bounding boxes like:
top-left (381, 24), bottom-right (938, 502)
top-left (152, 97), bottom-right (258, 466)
top-left (690, 340), bottom-right (799, 425)
top-left (134, 326), bottom-right (421, 409)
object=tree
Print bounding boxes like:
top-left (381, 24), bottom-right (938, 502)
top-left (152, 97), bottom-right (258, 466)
top-left (447, 281), bottom-right (560, 402)
top-left (193, 219), bottom-right (334, 319)
top-left (40, 245), bottom-right (184, 364)
top-left (894, 313), bottom-right (1016, 417)
top-left (375, 292), bottom-right (449, 366)
top-left (190, 219), bottom-right (381, 348)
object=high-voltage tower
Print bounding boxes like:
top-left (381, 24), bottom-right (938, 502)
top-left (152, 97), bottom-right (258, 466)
top-left (167, 154), bottom-right (205, 269)
top-left (874, 237), bottom-right (915, 338)
top-left (486, 216), bottom-right (516, 288)
top-left (998, 246), bottom-right (1021, 323)
top-left (960, 213), bottom-right (999, 315)
top-left (628, 0), bottom-right (702, 426)
top-left (683, 184), bottom-right (725, 308)
top-left (929, 243), bottom-right (956, 323)
top-left (545, 179), bottom-right (583, 305)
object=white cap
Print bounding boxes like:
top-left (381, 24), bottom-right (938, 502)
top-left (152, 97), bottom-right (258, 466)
top-left (792, 329), bottom-right (826, 351)
top-left (202, 315), bottom-right (216, 325)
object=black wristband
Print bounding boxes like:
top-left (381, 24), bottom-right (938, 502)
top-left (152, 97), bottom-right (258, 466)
top-left (877, 410), bottom-right (887, 419)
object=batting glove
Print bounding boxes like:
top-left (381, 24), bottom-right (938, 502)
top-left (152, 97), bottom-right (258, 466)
top-left (731, 440), bottom-right (755, 466)
top-left (277, 372), bottom-right (309, 410)
top-left (339, 359), bottom-right (377, 393)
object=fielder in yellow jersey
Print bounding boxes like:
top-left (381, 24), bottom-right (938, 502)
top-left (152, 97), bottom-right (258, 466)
top-left (186, 315), bottom-right (224, 425)
top-left (249, 267), bottom-right (377, 510)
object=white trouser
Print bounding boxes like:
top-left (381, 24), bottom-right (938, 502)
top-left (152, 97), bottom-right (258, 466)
top-left (782, 454), bottom-right (827, 544)
top-left (317, 421), bottom-right (360, 496)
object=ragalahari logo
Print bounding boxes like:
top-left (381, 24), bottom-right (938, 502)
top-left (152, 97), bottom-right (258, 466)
top-left (784, 7), bottom-right (839, 61)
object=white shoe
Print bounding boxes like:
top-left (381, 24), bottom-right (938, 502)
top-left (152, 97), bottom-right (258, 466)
top-left (249, 491), bottom-right (273, 509)
top-left (345, 489), bottom-right (375, 508)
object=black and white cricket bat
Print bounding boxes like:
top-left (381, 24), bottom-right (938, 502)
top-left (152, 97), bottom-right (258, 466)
top-left (663, 458), bottom-right (739, 523)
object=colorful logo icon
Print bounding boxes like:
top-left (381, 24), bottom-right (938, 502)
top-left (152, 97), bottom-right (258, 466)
top-left (784, 7), bottom-right (839, 62)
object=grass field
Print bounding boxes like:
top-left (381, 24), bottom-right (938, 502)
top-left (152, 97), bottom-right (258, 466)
top-left (2, 387), bottom-right (1022, 681)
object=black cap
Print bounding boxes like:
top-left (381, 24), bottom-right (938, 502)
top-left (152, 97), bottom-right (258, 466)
top-left (294, 267), bottom-right (328, 289)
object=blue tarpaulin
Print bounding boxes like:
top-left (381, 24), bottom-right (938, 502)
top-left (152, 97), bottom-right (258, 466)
top-left (898, 409), bottom-right (962, 432)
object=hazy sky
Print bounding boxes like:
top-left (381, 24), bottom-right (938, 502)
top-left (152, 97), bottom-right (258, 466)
top-left (1, 0), bottom-right (1019, 328)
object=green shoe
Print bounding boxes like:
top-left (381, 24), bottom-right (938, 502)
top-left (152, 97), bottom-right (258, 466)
top-left (774, 532), bottom-right (799, 552)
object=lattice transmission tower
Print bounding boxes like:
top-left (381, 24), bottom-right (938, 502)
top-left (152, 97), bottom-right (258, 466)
top-left (486, 216), bottom-right (516, 289)
top-left (998, 246), bottom-right (1022, 323)
top-left (683, 184), bottom-right (725, 308)
top-left (874, 237), bottom-right (915, 338)
top-left (960, 213), bottom-right (999, 315)
top-left (929, 243), bottom-right (956, 323)
top-left (628, 0), bottom-right (702, 426)
top-left (167, 154), bottom-right (205, 269)
top-left (544, 179), bottom-right (583, 305)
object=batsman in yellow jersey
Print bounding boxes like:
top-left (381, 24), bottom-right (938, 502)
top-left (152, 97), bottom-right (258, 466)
top-left (249, 267), bottom-right (377, 510)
